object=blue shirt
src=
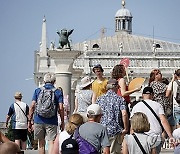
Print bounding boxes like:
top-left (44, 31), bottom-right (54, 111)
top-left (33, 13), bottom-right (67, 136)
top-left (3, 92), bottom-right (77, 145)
top-left (32, 83), bottom-right (63, 125)
top-left (96, 90), bottom-right (126, 137)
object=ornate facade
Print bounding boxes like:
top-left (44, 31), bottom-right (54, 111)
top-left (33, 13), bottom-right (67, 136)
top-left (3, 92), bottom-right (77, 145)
top-left (34, 1), bottom-right (180, 106)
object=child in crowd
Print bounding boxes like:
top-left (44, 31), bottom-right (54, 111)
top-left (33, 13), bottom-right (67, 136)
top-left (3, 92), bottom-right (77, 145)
top-left (122, 112), bottom-right (156, 154)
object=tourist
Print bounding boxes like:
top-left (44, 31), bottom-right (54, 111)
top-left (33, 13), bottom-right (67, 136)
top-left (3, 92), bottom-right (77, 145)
top-left (77, 104), bottom-right (110, 154)
top-left (149, 69), bottom-right (172, 118)
top-left (92, 64), bottom-right (108, 99)
top-left (28, 73), bottom-right (64, 154)
top-left (131, 86), bottom-right (174, 154)
top-left (166, 69), bottom-right (180, 127)
top-left (122, 112), bottom-right (156, 154)
top-left (96, 78), bottom-right (128, 153)
top-left (111, 64), bottom-right (141, 116)
top-left (6, 92), bottom-right (29, 150)
top-left (52, 113), bottom-right (83, 154)
top-left (74, 76), bottom-right (96, 122)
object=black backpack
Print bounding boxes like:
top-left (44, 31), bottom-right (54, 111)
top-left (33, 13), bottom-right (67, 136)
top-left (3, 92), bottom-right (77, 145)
top-left (175, 80), bottom-right (180, 105)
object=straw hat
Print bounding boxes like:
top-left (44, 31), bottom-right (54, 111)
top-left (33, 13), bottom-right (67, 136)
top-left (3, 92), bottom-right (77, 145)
top-left (79, 76), bottom-right (94, 89)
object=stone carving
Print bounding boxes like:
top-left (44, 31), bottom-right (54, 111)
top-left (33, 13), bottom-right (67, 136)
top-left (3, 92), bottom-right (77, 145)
top-left (57, 28), bottom-right (74, 50)
top-left (83, 41), bottom-right (88, 57)
top-left (49, 41), bottom-right (55, 50)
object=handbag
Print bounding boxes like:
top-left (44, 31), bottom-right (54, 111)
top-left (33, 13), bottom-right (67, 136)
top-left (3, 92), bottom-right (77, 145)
top-left (132, 133), bottom-right (147, 154)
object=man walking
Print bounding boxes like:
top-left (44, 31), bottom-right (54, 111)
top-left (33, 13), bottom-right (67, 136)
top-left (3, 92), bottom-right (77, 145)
top-left (96, 78), bottom-right (129, 154)
top-left (28, 73), bottom-right (64, 154)
top-left (6, 92), bottom-right (29, 150)
top-left (78, 104), bottom-right (110, 154)
top-left (131, 86), bottom-right (174, 154)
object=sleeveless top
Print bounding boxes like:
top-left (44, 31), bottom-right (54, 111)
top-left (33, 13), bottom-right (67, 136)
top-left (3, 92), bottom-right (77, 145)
top-left (117, 78), bottom-right (130, 103)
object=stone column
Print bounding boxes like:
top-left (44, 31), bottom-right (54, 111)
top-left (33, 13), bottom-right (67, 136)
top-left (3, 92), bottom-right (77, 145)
top-left (48, 49), bottom-right (82, 113)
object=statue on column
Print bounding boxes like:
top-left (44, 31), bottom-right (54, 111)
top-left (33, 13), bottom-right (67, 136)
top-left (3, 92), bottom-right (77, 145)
top-left (56, 28), bottom-right (74, 50)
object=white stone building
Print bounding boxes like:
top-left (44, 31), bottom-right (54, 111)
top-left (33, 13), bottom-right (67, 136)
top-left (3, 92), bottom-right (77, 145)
top-left (34, 1), bottom-right (180, 112)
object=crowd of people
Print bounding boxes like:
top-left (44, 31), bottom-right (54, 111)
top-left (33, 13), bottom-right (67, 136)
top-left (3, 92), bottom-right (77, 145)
top-left (1, 65), bottom-right (180, 154)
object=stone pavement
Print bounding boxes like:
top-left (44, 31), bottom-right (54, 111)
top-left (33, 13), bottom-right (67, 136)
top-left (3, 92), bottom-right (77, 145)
top-left (24, 149), bottom-right (174, 154)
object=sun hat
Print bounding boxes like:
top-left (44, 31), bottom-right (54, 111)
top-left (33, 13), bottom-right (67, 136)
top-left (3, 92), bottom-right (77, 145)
top-left (14, 92), bottom-right (23, 99)
top-left (142, 86), bottom-right (154, 95)
top-left (61, 137), bottom-right (79, 154)
top-left (87, 104), bottom-right (102, 116)
top-left (79, 76), bottom-right (94, 89)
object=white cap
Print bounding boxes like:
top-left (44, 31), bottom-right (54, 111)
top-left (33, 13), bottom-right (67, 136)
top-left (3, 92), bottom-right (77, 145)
top-left (87, 104), bottom-right (102, 116)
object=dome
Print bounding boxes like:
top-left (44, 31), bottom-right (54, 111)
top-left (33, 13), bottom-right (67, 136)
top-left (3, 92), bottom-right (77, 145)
top-left (115, 8), bottom-right (132, 17)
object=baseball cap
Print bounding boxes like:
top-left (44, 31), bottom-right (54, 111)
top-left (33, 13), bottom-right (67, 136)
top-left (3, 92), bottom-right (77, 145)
top-left (142, 87), bottom-right (154, 95)
top-left (61, 137), bottom-right (79, 154)
top-left (87, 104), bottom-right (102, 116)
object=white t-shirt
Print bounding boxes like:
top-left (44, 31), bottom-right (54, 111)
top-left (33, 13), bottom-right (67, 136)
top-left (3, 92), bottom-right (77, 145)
top-left (131, 99), bottom-right (165, 135)
top-left (58, 130), bottom-right (71, 152)
top-left (167, 79), bottom-right (180, 107)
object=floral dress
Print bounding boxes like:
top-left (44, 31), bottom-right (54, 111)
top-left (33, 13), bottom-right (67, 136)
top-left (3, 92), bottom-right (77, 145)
top-left (150, 81), bottom-right (172, 117)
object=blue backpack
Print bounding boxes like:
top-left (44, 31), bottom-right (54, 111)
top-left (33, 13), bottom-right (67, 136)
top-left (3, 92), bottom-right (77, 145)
top-left (74, 128), bottom-right (99, 154)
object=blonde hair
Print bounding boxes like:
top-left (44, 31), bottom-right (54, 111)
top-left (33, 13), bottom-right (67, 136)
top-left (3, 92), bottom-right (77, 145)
top-left (131, 112), bottom-right (150, 133)
top-left (65, 113), bottom-right (83, 134)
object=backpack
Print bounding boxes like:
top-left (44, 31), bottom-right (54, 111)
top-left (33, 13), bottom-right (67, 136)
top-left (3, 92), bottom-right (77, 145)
top-left (175, 80), bottom-right (180, 105)
top-left (61, 135), bottom-right (79, 154)
top-left (74, 128), bottom-right (98, 154)
top-left (35, 87), bottom-right (56, 118)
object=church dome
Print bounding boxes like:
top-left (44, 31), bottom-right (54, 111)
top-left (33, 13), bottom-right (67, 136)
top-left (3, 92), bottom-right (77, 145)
top-left (115, 8), bottom-right (132, 17)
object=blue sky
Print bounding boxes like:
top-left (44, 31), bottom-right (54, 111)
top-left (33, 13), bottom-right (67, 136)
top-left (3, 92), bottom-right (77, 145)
top-left (0, 0), bottom-right (180, 122)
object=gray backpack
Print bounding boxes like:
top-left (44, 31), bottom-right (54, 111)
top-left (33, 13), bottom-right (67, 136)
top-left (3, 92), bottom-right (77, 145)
top-left (175, 80), bottom-right (180, 105)
top-left (35, 87), bottom-right (56, 118)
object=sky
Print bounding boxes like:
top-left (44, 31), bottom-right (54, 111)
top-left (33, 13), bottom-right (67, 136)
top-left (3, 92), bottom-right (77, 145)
top-left (0, 0), bottom-right (180, 122)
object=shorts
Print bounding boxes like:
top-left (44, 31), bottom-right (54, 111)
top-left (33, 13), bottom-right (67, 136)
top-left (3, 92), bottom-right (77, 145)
top-left (13, 129), bottom-right (27, 141)
top-left (34, 123), bottom-right (57, 141)
top-left (109, 133), bottom-right (123, 154)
